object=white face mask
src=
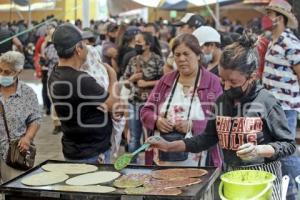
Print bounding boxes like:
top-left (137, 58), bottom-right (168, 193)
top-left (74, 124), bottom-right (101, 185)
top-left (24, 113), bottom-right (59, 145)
top-left (0, 75), bottom-right (15, 87)
top-left (203, 53), bottom-right (213, 64)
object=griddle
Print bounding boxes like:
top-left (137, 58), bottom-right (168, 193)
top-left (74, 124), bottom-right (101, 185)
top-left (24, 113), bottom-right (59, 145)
top-left (0, 160), bottom-right (220, 200)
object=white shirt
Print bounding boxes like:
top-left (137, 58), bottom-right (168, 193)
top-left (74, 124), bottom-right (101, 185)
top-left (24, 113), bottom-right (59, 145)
top-left (155, 82), bottom-right (207, 167)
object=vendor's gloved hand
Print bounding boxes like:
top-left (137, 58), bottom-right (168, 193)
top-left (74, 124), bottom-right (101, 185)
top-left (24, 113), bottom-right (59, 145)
top-left (146, 136), bottom-right (169, 152)
top-left (236, 143), bottom-right (264, 161)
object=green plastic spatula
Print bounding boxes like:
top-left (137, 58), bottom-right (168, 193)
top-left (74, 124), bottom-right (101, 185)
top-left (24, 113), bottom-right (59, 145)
top-left (114, 143), bottom-right (150, 170)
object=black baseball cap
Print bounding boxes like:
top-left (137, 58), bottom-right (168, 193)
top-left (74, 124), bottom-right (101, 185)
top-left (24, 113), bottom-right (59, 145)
top-left (82, 30), bottom-right (95, 39)
top-left (52, 23), bottom-right (86, 55)
top-left (175, 13), bottom-right (205, 28)
top-left (124, 26), bottom-right (140, 37)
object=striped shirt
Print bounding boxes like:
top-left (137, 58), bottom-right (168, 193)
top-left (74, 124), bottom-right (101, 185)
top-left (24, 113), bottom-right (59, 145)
top-left (262, 29), bottom-right (300, 112)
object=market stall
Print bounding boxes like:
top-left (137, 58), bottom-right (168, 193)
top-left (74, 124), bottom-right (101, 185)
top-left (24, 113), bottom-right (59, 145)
top-left (0, 160), bottom-right (220, 200)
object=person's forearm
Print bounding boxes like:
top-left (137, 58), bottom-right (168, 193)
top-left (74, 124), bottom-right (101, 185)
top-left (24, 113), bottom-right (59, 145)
top-left (292, 64), bottom-right (300, 86)
top-left (111, 58), bottom-right (119, 73)
top-left (41, 41), bottom-right (47, 57)
top-left (166, 140), bottom-right (186, 152)
top-left (24, 122), bottom-right (40, 141)
top-left (268, 141), bottom-right (295, 160)
top-left (146, 80), bottom-right (158, 87)
top-left (103, 63), bottom-right (120, 111)
top-left (106, 77), bottom-right (120, 111)
top-left (106, 63), bottom-right (118, 92)
top-left (128, 76), bottom-right (137, 83)
top-left (12, 37), bottom-right (23, 53)
top-left (184, 132), bottom-right (218, 153)
top-left (257, 145), bottom-right (275, 158)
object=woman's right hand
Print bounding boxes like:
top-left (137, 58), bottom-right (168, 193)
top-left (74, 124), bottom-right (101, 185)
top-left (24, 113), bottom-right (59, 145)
top-left (129, 72), bottom-right (143, 82)
top-left (156, 117), bottom-right (174, 133)
top-left (146, 136), bottom-right (169, 152)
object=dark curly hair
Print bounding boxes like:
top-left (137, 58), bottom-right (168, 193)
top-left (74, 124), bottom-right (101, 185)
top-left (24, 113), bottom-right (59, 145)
top-left (220, 33), bottom-right (259, 77)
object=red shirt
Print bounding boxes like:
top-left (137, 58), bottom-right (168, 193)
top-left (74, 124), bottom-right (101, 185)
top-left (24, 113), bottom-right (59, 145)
top-left (257, 35), bottom-right (270, 78)
top-left (34, 36), bottom-right (45, 76)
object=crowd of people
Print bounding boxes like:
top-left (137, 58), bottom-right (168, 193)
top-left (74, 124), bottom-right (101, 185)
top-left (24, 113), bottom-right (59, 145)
top-left (0, 0), bottom-right (300, 199)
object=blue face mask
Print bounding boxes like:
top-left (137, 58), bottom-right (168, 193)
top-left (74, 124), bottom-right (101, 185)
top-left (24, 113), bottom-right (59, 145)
top-left (0, 75), bottom-right (15, 87)
top-left (203, 53), bottom-right (213, 64)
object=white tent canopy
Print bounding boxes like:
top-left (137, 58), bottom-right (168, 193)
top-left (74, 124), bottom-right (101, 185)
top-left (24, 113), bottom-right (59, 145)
top-left (0, 1), bottom-right (56, 11)
top-left (132, 0), bottom-right (228, 7)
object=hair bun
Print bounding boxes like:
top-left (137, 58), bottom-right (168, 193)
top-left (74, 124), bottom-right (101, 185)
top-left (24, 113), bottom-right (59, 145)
top-left (237, 33), bottom-right (257, 48)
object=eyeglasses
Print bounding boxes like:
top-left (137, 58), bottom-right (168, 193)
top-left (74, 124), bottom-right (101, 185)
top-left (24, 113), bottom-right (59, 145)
top-left (0, 68), bottom-right (17, 76)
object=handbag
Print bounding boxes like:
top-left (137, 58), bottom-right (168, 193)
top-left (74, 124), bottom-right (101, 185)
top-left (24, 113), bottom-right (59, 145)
top-left (1, 102), bottom-right (36, 170)
top-left (159, 67), bottom-right (201, 162)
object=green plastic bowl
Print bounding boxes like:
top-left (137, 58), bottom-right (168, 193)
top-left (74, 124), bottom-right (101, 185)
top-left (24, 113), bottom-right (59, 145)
top-left (220, 170), bottom-right (276, 200)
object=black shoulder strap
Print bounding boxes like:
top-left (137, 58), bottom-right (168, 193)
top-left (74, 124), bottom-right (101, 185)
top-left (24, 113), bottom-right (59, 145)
top-left (0, 101), bottom-right (10, 143)
top-left (163, 73), bottom-right (180, 118)
top-left (164, 67), bottom-right (201, 120)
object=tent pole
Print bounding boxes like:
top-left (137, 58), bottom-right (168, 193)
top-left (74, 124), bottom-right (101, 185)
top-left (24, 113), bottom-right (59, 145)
top-left (82, 0), bottom-right (90, 28)
top-left (28, 0), bottom-right (32, 27)
top-left (10, 0), bottom-right (13, 23)
top-left (202, 0), bottom-right (217, 26)
top-left (75, 0), bottom-right (77, 21)
top-left (215, 0), bottom-right (220, 29)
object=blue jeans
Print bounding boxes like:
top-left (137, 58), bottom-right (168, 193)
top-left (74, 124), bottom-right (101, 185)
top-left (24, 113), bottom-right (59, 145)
top-left (281, 110), bottom-right (300, 200)
top-left (64, 149), bottom-right (111, 165)
top-left (128, 103), bottom-right (144, 163)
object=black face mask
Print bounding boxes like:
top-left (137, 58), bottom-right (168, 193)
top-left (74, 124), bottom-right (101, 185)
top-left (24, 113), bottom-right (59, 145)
top-left (99, 34), bottom-right (106, 40)
top-left (135, 44), bottom-right (144, 55)
top-left (224, 79), bottom-right (249, 100)
top-left (109, 37), bottom-right (116, 43)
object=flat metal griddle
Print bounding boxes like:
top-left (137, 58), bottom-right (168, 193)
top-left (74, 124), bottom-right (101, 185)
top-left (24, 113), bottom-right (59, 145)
top-left (0, 160), bottom-right (220, 200)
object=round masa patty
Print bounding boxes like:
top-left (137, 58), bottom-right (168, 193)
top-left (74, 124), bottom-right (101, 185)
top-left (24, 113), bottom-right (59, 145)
top-left (151, 168), bottom-right (208, 180)
top-left (21, 172), bottom-right (69, 186)
top-left (144, 177), bottom-right (201, 189)
top-left (114, 173), bottom-right (151, 188)
top-left (42, 163), bottom-right (98, 174)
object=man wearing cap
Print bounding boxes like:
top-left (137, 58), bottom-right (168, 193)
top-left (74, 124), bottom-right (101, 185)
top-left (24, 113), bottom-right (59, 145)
top-left (175, 13), bottom-right (206, 35)
top-left (192, 26), bottom-right (221, 76)
top-left (48, 23), bottom-right (119, 164)
top-left (164, 13), bottom-right (205, 74)
top-left (260, 0), bottom-right (300, 198)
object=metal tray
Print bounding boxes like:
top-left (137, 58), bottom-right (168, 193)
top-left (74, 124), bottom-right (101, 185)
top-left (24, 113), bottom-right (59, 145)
top-left (0, 160), bottom-right (220, 200)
